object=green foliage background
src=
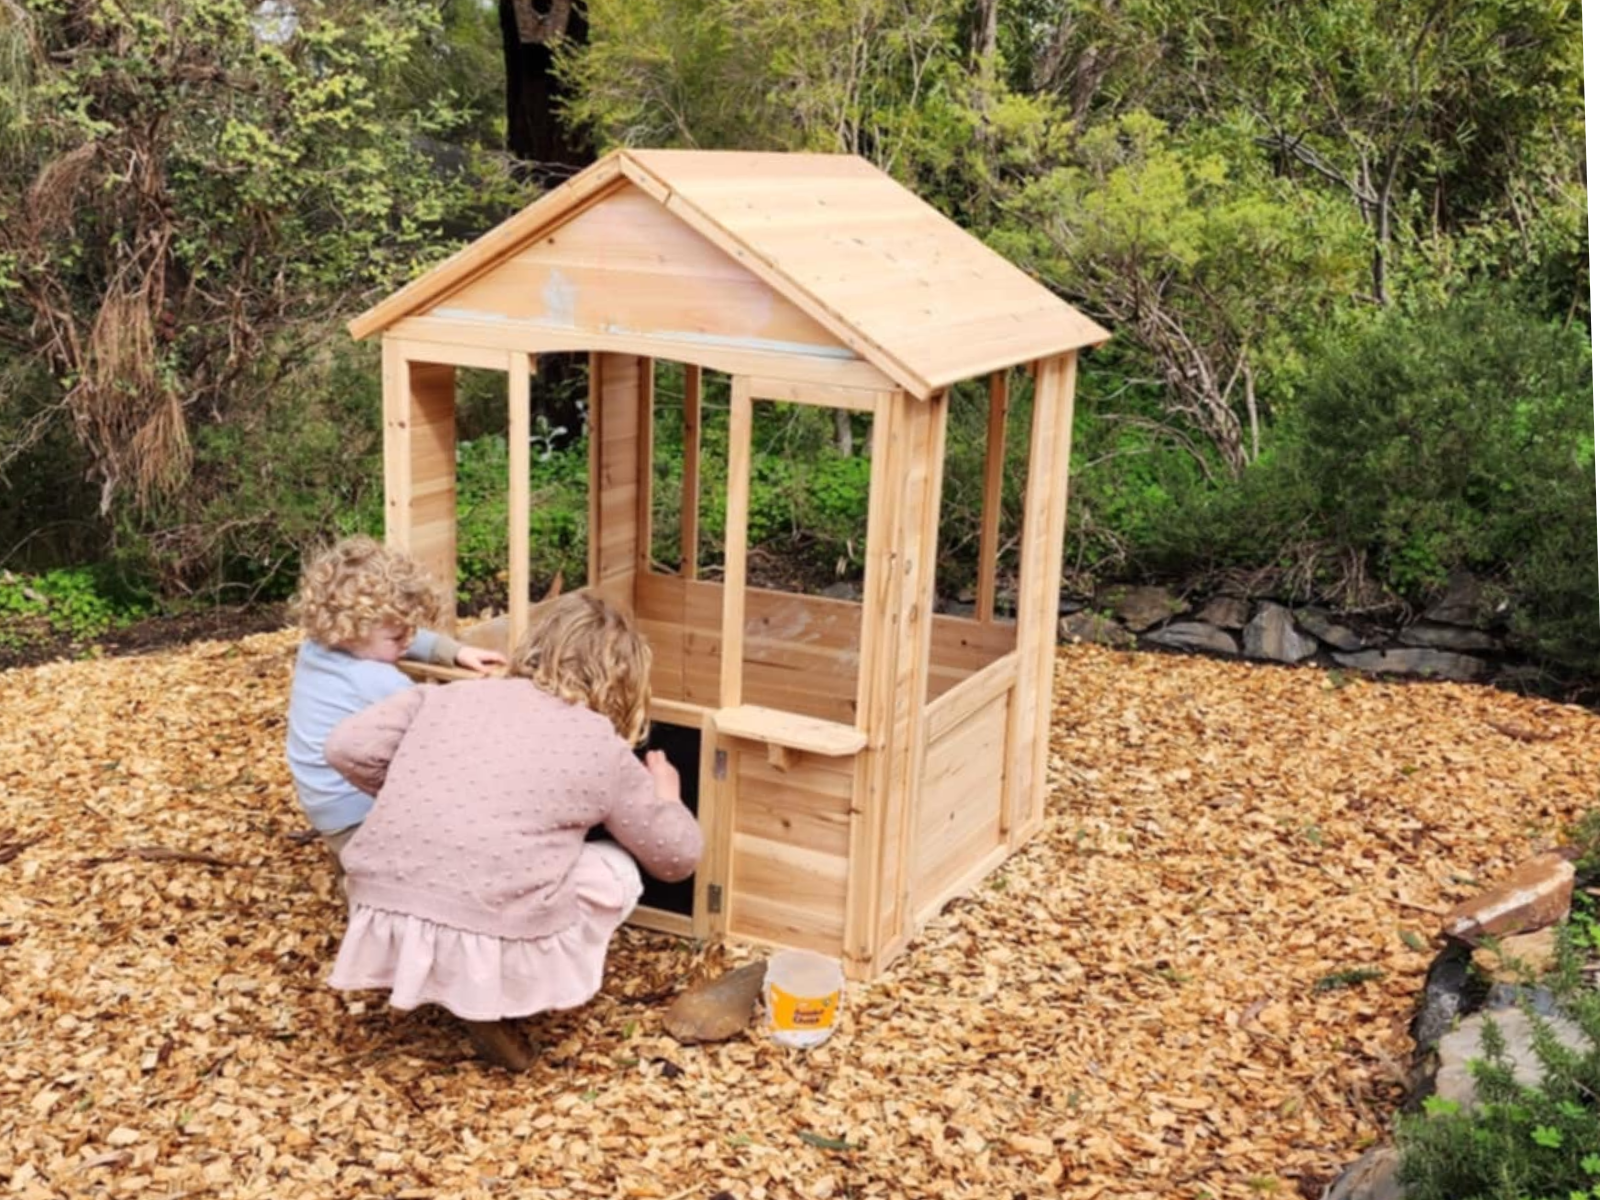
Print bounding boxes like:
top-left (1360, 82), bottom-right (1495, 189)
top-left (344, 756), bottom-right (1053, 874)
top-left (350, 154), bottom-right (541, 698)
top-left (0, 0), bottom-right (1592, 679)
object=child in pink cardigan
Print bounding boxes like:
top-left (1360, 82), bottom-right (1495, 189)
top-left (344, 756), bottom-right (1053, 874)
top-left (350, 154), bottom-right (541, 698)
top-left (323, 591), bottom-right (703, 1070)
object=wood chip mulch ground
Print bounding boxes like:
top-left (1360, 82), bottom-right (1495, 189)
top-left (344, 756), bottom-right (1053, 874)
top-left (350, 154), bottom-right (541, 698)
top-left (3, 631), bottom-right (1598, 1200)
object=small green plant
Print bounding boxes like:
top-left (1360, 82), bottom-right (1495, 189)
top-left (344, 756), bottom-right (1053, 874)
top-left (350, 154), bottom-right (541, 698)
top-left (1566, 808), bottom-right (1600, 875)
top-left (0, 567), bottom-right (151, 649)
top-left (1567, 889), bottom-right (1600, 956)
top-left (1313, 967), bottom-right (1385, 993)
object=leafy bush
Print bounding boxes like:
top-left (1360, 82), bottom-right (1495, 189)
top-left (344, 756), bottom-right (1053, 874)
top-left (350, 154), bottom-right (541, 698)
top-left (455, 433), bottom-right (589, 604)
top-left (1396, 995), bottom-right (1600, 1200)
top-left (1284, 289), bottom-right (1595, 667)
top-left (126, 342), bottom-right (388, 601)
top-left (0, 567), bottom-right (151, 650)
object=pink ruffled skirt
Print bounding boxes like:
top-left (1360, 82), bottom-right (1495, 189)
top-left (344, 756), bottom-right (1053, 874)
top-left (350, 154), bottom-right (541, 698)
top-left (328, 842), bottom-right (643, 1021)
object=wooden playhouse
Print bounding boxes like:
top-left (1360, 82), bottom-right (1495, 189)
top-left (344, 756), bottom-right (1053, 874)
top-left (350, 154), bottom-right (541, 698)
top-left (348, 149), bottom-right (1107, 981)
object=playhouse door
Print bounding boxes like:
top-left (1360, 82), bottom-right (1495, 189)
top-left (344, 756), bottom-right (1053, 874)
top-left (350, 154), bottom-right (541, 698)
top-left (700, 726), bottom-right (857, 959)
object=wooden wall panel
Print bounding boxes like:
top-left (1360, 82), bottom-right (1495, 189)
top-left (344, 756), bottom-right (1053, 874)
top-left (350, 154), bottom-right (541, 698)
top-left (438, 185), bottom-right (846, 357)
top-left (927, 614), bottom-right (1017, 699)
top-left (383, 344), bottom-right (458, 627)
top-left (911, 688), bottom-right (1009, 919)
top-left (590, 353), bottom-right (644, 609)
top-left (634, 574), bottom-right (861, 721)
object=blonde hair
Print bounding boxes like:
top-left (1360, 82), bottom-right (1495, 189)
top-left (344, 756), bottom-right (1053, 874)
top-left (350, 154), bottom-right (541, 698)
top-left (291, 536), bottom-right (445, 650)
top-left (510, 592), bottom-right (651, 745)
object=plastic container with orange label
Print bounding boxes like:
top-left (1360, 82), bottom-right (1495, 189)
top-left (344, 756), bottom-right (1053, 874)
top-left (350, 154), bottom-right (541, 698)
top-left (764, 950), bottom-right (845, 1048)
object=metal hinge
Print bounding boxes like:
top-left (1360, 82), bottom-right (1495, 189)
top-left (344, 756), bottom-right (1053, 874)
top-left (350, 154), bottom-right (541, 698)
top-left (707, 884), bottom-right (723, 914)
top-left (713, 749), bottom-right (728, 780)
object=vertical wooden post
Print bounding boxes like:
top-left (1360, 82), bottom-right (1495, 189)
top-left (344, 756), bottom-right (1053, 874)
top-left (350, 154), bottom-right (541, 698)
top-left (382, 339), bottom-right (458, 631)
top-left (635, 360), bottom-right (655, 576)
top-left (692, 711), bottom-right (729, 940)
top-left (976, 370), bottom-right (1009, 623)
top-left (1006, 353), bottom-right (1077, 844)
top-left (680, 364), bottom-right (702, 580)
top-left (875, 392), bottom-right (947, 968)
top-left (720, 377), bottom-right (753, 707)
top-left (843, 389), bottom-right (897, 975)
top-left (508, 351), bottom-right (533, 652)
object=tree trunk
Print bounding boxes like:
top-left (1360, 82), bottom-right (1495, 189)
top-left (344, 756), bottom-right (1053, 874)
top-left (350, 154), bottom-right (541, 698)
top-left (971, 0), bottom-right (998, 64)
top-left (500, 0), bottom-right (592, 188)
top-left (501, 2), bottom-right (593, 439)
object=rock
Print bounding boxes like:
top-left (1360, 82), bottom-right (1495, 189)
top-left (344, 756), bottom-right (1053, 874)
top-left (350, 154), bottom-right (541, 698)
top-left (1397, 622), bottom-right (1500, 653)
top-left (1145, 622), bottom-right (1240, 655)
top-left (1442, 852), bottom-right (1574, 942)
top-left (1294, 608), bottom-right (1366, 652)
top-left (820, 582), bottom-right (861, 602)
top-left (1058, 610), bottom-right (1136, 649)
top-left (1195, 596), bottom-right (1251, 629)
top-left (1423, 571), bottom-right (1487, 626)
top-left (1410, 942), bottom-right (1475, 1054)
top-left (1321, 1145), bottom-right (1404, 1200)
top-left (1242, 602), bottom-right (1319, 663)
top-left (1096, 585), bottom-right (1181, 632)
top-left (663, 961), bottom-right (768, 1045)
top-left (1434, 1006), bottom-right (1593, 1111)
top-left (1482, 982), bottom-right (1563, 1015)
top-left (1332, 648), bottom-right (1487, 682)
top-left (1470, 927), bottom-right (1560, 983)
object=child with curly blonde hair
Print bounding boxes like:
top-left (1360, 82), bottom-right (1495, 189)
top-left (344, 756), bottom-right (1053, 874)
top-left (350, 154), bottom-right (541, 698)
top-left (322, 591), bottom-right (702, 1070)
top-left (285, 537), bottom-right (505, 862)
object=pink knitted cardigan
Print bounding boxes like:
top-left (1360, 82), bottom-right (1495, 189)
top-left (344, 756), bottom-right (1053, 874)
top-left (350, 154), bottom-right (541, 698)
top-left (325, 678), bottom-right (703, 940)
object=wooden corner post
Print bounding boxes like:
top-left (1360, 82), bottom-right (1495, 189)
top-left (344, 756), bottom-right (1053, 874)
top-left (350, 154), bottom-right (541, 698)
top-left (1007, 352), bottom-right (1078, 844)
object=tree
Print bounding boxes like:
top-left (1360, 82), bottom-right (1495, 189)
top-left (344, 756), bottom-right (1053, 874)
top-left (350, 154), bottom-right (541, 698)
top-left (1001, 112), bottom-right (1365, 477)
top-left (500, 0), bottom-right (592, 183)
top-left (1192, 0), bottom-right (1585, 306)
top-left (0, 0), bottom-right (498, 515)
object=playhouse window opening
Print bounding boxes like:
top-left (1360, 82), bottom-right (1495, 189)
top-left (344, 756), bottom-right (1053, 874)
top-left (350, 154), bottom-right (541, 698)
top-left (454, 360), bottom-right (590, 620)
top-left (647, 360), bottom-right (716, 577)
top-left (649, 374), bottom-right (875, 598)
top-left (935, 367), bottom-right (1033, 626)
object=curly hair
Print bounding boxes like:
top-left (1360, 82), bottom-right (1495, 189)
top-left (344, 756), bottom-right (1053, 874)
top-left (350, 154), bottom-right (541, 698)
top-left (510, 592), bottom-right (652, 745)
top-left (290, 537), bottom-right (446, 650)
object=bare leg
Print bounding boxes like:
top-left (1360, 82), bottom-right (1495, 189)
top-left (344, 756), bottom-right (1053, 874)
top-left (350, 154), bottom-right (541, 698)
top-left (462, 1018), bottom-right (535, 1071)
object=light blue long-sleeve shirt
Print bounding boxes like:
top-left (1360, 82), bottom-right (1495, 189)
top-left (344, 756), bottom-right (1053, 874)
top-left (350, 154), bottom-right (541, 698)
top-left (284, 630), bottom-right (448, 832)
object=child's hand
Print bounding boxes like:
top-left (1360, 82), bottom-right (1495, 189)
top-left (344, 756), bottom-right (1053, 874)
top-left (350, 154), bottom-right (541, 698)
top-left (644, 749), bottom-right (682, 803)
top-left (454, 645), bottom-right (508, 675)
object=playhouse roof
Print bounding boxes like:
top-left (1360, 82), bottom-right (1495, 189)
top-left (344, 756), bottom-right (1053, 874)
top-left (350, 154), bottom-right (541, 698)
top-left (349, 148), bottom-right (1108, 398)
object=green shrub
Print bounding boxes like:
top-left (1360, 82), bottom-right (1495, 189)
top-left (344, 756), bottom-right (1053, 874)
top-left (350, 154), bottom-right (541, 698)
top-left (1396, 994), bottom-right (1600, 1200)
top-left (455, 433), bottom-right (589, 602)
top-left (0, 566), bottom-right (151, 650)
top-left (1129, 288), bottom-right (1600, 674)
top-left (1288, 290), bottom-right (1594, 607)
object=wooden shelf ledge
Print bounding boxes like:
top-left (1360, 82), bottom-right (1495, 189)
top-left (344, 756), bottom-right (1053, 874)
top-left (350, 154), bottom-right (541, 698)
top-left (714, 705), bottom-right (867, 759)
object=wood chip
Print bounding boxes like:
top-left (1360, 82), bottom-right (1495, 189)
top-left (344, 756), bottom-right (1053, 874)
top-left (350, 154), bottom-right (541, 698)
top-left (2, 632), bottom-right (1598, 1197)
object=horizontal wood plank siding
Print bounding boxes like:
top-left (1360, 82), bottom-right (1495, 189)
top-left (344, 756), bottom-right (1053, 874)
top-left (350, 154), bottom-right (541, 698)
top-left (726, 744), bottom-right (850, 954)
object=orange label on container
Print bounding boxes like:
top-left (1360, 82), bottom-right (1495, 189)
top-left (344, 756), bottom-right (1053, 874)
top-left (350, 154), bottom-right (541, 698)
top-left (769, 983), bottom-right (839, 1031)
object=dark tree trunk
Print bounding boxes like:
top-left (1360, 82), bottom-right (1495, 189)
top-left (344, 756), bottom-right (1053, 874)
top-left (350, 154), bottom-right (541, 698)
top-left (499, 0), bottom-right (592, 188)
top-left (500, 2), bottom-right (594, 443)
